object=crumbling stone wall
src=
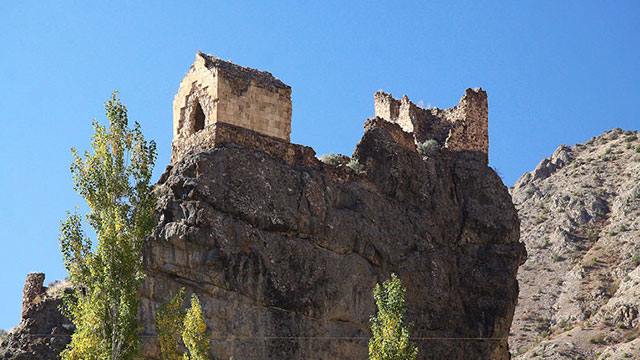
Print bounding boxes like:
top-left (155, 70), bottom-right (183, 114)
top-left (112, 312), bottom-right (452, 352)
top-left (441, 88), bottom-right (489, 155)
top-left (172, 52), bottom-right (291, 163)
top-left (374, 88), bottom-right (488, 162)
top-left (21, 273), bottom-right (45, 319)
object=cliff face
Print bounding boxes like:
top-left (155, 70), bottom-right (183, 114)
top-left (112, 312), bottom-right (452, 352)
top-left (0, 275), bottom-right (72, 360)
top-left (510, 129), bottom-right (640, 359)
top-left (140, 118), bottom-right (525, 359)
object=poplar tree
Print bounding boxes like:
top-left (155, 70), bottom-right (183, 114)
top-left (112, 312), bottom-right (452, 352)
top-left (60, 92), bottom-right (157, 360)
top-left (155, 291), bottom-right (210, 360)
top-left (182, 295), bottom-right (210, 360)
top-left (369, 273), bottom-right (418, 360)
top-left (156, 289), bottom-right (186, 360)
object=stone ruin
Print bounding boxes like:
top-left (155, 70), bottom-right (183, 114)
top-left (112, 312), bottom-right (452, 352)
top-left (374, 89), bottom-right (489, 162)
top-left (171, 52), bottom-right (292, 163)
top-left (171, 52), bottom-right (489, 164)
top-left (21, 273), bottom-right (46, 319)
top-left (3, 54), bottom-right (512, 360)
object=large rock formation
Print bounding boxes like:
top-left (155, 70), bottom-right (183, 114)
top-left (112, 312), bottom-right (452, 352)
top-left (0, 53), bottom-right (525, 358)
top-left (0, 274), bottom-right (73, 360)
top-left (140, 117), bottom-right (525, 359)
top-left (510, 129), bottom-right (640, 359)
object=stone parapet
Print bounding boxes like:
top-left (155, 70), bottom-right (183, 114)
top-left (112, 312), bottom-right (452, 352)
top-left (171, 121), bottom-right (317, 167)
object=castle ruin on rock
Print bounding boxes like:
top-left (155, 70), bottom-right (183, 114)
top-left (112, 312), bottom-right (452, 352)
top-left (171, 52), bottom-right (490, 164)
top-left (140, 54), bottom-right (521, 360)
top-left (3, 54), bottom-right (521, 360)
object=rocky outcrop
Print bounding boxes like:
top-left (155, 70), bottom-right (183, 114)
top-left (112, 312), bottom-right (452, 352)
top-left (510, 129), bottom-right (640, 359)
top-left (140, 117), bottom-right (525, 359)
top-left (1, 117), bottom-right (525, 360)
top-left (0, 274), bottom-right (73, 360)
top-left (513, 145), bottom-right (574, 186)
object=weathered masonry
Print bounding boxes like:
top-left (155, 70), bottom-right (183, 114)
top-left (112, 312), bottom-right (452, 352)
top-left (172, 52), bottom-right (489, 164)
top-left (172, 52), bottom-right (292, 162)
top-left (374, 88), bottom-right (489, 162)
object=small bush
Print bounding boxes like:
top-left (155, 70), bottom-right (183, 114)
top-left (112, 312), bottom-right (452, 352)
top-left (585, 257), bottom-right (598, 269)
top-left (417, 139), bottom-right (440, 156)
top-left (347, 158), bottom-right (365, 174)
top-left (46, 279), bottom-right (70, 297)
top-left (534, 216), bottom-right (547, 225)
top-left (557, 319), bottom-right (573, 331)
top-left (590, 333), bottom-right (607, 345)
top-left (539, 239), bottom-right (551, 249)
top-left (319, 153), bottom-right (348, 166)
top-left (533, 317), bottom-right (551, 334)
top-left (631, 254), bottom-right (640, 267)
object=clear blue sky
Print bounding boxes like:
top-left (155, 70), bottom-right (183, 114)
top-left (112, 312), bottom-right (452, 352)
top-left (0, 1), bottom-right (638, 330)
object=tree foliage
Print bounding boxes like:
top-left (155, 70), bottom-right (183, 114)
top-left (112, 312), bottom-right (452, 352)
top-left (156, 289), bottom-right (186, 360)
top-left (60, 92), bottom-right (157, 360)
top-left (182, 295), bottom-right (210, 360)
top-left (369, 273), bottom-right (418, 360)
top-left (155, 291), bottom-right (209, 360)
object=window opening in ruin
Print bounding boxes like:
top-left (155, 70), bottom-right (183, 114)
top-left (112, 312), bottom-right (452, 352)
top-left (192, 101), bottom-right (206, 133)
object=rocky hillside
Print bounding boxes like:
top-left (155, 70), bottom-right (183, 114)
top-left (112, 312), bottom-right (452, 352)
top-left (510, 129), bottom-right (640, 359)
top-left (139, 117), bottom-right (525, 359)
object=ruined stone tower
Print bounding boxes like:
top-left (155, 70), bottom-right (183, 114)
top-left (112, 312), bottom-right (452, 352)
top-left (21, 272), bottom-right (45, 319)
top-left (374, 88), bottom-right (489, 162)
top-left (172, 52), bottom-right (292, 162)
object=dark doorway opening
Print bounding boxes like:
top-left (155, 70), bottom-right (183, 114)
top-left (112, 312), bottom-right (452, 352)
top-left (193, 102), bottom-right (205, 132)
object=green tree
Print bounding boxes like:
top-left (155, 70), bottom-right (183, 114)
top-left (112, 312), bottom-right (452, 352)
top-left (60, 92), bottom-right (157, 360)
top-left (182, 295), bottom-right (210, 360)
top-left (156, 289), bottom-right (186, 360)
top-left (369, 273), bottom-right (418, 360)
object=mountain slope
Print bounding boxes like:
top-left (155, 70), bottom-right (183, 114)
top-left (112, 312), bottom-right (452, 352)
top-left (510, 128), bottom-right (640, 359)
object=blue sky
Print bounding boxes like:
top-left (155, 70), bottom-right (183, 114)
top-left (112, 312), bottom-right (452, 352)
top-left (0, 1), bottom-right (638, 329)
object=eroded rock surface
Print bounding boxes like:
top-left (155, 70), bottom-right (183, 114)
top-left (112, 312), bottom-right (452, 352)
top-left (0, 275), bottom-right (73, 360)
top-left (510, 129), bottom-right (640, 359)
top-left (140, 118), bottom-right (525, 359)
